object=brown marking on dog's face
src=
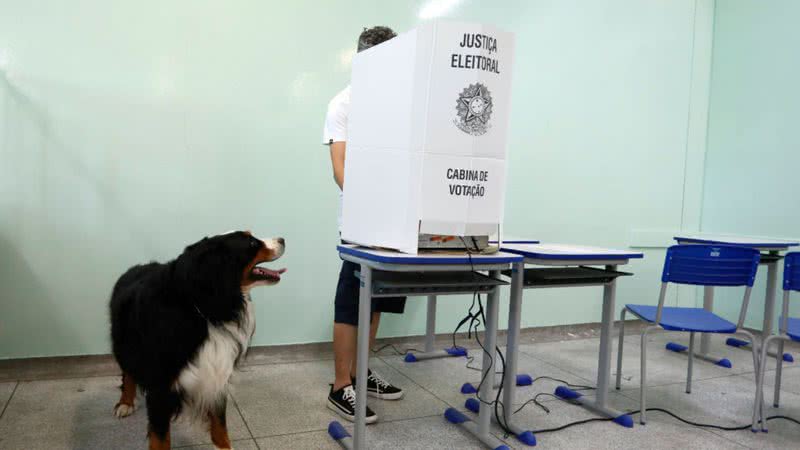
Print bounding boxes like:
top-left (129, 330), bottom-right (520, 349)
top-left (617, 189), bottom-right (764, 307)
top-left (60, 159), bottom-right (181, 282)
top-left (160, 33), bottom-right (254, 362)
top-left (185, 231), bottom-right (286, 291)
top-left (240, 236), bottom-right (285, 289)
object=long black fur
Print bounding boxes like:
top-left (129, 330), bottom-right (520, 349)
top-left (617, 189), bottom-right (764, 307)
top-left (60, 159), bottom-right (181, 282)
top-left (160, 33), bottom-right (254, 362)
top-left (109, 232), bottom-right (265, 439)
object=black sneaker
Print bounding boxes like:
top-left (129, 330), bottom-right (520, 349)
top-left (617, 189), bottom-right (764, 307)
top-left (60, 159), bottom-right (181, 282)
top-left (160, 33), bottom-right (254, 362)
top-left (353, 369), bottom-right (404, 400)
top-left (327, 384), bottom-right (378, 424)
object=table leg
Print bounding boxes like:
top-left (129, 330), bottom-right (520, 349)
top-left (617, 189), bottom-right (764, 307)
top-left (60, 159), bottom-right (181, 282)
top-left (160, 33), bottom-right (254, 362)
top-left (444, 270), bottom-right (510, 449)
top-left (353, 265), bottom-right (372, 449)
top-left (497, 261), bottom-right (538, 445)
top-left (502, 261), bottom-right (524, 423)
top-left (405, 295), bottom-right (468, 362)
top-left (462, 265), bottom-right (536, 447)
top-left (725, 257), bottom-right (793, 362)
top-left (477, 271), bottom-right (500, 436)
top-left (426, 295), bottom-right (436, 352)
top-left (329, 264), bottom-right (372, 450)
top-left (555, 266), bottom-right (633, 427)
top-left (460, 264), bottom-right (533, 409)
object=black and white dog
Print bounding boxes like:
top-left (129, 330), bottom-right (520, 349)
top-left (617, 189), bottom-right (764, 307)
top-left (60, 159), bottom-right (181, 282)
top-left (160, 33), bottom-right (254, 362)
top-left (109, 231), bottom-right (285, 450)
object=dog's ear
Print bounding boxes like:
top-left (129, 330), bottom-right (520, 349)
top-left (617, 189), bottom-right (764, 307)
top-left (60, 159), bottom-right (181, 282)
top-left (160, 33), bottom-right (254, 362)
top-left (184, 237), bottom-right (210, 254)
top-left (175, 242), bottom-right (244, 324)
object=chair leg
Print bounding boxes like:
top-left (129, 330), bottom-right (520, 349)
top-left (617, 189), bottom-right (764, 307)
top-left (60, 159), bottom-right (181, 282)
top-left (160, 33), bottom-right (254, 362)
top-left (640, 325), bottom-right (657, 425)
top-left (616, 308), bottom-right (627, 390)
top-left (773, 339), bottom-right (785, 407)
top-left (751, 332), bottom-right (773, 432)
top-left (686, 332), bottom-right (695, 394)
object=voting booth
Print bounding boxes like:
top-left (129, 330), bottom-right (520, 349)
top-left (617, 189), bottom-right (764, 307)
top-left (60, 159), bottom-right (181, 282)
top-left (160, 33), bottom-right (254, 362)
top-left (342, 21), bottom-right (516, 254)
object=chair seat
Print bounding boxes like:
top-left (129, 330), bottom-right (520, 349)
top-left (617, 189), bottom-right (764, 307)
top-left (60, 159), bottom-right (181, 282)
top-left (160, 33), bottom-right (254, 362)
top-left (626, 305), bottom-right (737, 333)
top-left (786, 317), bottom-right (800, 342)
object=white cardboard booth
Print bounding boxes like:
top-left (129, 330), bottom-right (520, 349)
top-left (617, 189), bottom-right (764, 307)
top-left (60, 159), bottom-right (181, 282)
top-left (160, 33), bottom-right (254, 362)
top-left (342, 21), bottom-right (516, 254)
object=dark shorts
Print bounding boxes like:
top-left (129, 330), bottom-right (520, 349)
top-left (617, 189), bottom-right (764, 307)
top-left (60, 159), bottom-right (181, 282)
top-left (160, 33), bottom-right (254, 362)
top-left (334, 260), bottom-right (406, 325)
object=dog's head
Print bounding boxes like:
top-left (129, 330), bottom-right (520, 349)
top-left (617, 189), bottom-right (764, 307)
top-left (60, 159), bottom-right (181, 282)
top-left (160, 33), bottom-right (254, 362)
top-left (175, 231), bottom-right (286, 322)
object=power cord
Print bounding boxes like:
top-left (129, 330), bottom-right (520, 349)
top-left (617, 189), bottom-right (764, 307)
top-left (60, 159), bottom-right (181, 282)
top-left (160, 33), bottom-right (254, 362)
top-left (453, 236), bottom-right (515, 435)
top-left (527, 409), bottom-right (800, 435)
top-left (371, 343), bottom-right (423, 356)
top-left (508, 380), bottom-right (800, 434)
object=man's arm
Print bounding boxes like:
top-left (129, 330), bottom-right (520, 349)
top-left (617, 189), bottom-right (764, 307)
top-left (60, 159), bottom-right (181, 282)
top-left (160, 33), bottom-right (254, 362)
top-left (329, 141), bottom-right (346, 190)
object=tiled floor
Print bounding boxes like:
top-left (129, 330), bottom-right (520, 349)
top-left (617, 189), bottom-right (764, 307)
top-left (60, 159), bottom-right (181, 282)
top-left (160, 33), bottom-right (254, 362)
top-left (1, 331), bottom-right (799, 449)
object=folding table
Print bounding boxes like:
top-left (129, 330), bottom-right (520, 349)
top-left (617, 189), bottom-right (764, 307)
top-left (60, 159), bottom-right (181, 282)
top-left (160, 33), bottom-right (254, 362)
top-left (460, 243), bottom-right (643, 446)
top-left (327, 245), bottom-right (523, 450)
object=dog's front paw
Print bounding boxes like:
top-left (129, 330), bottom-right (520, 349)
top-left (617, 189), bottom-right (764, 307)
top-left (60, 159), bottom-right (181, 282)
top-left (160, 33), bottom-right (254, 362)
top-left (113, 402), bottom-right (136, 418)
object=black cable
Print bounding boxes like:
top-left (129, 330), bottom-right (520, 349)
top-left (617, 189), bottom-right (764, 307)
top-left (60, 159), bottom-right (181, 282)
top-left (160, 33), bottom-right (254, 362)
top-left (767, 415), bottom-right (800, 426)
top-left (511, 377), bottom-right (596, 415)
top-left (451, 236), bottom-right (514, 436)
top-left (504, 375), bottom-right (800, 434)
top-left (469, 297), bottom-right (495, 401)
top-left (520, 405), bottom-right (800, 435)
top-left (451, 293), bottom-right (477, 352)
top-left (371, 343), bottom-right (423, 356)
top-left (631, 408), bottom-right (758, 432)
top-left (531, 417), bottom-right (614, 434)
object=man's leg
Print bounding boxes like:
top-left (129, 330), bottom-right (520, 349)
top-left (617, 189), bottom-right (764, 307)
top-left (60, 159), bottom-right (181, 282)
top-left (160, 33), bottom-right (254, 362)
top-left (351, 312), bottom-right (381, 378)
top-left (333, 322), bottom-right (357, 391)
top-left (329, 261), bottom-right (380, 422)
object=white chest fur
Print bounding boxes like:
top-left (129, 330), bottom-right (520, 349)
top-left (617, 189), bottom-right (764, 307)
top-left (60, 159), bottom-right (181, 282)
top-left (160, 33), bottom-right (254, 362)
top-left (176, 297), bottom-right (256, 414)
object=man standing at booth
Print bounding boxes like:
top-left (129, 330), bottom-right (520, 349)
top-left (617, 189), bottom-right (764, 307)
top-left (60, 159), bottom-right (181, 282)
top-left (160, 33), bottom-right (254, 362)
top-left (322, 26), bottom-right (405, 424)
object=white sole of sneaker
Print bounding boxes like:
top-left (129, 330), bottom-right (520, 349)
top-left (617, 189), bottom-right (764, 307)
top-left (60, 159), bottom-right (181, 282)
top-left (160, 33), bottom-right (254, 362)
top-left (327, 398), bottom-right (379, 424)
top-left (368, 390), bottom-right (404, 400)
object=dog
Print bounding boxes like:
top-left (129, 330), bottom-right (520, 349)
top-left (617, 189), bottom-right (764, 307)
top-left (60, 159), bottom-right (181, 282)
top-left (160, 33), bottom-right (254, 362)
top-left (109, 231), bottom-right (285, 450)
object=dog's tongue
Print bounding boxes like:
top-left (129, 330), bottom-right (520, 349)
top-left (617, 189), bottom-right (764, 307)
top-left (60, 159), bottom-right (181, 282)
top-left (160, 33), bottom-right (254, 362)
top-left (254, 267), bottom-right (287, 279)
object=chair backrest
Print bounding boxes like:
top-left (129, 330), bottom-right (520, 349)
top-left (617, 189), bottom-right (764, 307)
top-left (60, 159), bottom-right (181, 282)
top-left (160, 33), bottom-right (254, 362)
top-left (786, 252), bottom-right (800, 292)
top-left (661, 245), bottom-right (760, 287)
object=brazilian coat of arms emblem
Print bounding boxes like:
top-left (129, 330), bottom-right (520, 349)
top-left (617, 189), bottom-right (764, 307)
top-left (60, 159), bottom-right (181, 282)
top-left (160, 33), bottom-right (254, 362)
top-left (454, 83), bottom-right (493, 136)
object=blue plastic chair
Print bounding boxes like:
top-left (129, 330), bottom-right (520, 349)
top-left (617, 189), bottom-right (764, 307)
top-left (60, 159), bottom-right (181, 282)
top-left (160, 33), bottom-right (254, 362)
top-left (614, 245), bottom-right (761, 425)
top-left (753, 252), bottom-right (800, 432)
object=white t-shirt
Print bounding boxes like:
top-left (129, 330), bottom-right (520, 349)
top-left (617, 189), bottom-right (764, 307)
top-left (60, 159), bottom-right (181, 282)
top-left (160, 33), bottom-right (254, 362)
top-left (322, 85), bottom-right (351, 231)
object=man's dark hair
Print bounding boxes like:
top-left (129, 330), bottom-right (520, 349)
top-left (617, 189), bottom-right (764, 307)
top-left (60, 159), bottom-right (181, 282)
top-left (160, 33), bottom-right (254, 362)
top-left (357, 26), bottom-right (396, 52)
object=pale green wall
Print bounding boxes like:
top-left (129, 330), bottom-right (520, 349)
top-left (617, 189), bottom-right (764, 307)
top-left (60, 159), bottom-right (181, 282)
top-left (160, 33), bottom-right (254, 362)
top-left (701, 0), bottom-right (800, 327)
top-left (0, 0), bottom-right (713, 359)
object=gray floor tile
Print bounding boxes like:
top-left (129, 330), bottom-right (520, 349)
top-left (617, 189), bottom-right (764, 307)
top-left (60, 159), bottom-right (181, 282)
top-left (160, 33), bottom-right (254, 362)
top-left (624, 330), bottom-right (771, 375)
top-left (176, 438), bottom-right (258, 449)
top-left (500, 350), bottom-right (596, 404)
top-left (618, 372), bottom-right (761, 425)
top-left (0, 376), bottom-right (249, 450)
top-left (232, 358), bottom-right (447, 438)
top-left (380, 352), bottom-right (486, 408)
top-left (621, 373), bottom-right (800, 449)
top-left (256, 415), bottom-right (488, 450)
top-left (438, 348), bottom-right (595, 407)
top-left (257, 429), bottom-right (341, 450)
top-left (443, 390), bottom-right (649, 449)
top-left (741, 364), bottom-right (800, 398)
top-left (243, 343), bottom-right (333, 367)
top-left (521, 335), bottom-right (737, 393)
top-left (501, 391), bottom-right (748, 449)
top-left (0, 382), bottom-right (16, 416)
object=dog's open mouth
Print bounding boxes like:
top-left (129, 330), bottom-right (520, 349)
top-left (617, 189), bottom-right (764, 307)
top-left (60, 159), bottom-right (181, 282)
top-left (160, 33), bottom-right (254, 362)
top-left (251, 265), bottom-right (287, 282)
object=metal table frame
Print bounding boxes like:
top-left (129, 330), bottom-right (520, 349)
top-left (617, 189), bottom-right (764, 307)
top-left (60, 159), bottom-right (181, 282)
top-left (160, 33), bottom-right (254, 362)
top-left (327, 245), bottom-right (522, 450)
top-left (405, 240), bottom-right (541, 364)
top-left (668, 236), bottom-right (799, 367)
top-left (467, 243), bottom-right (643, 446)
